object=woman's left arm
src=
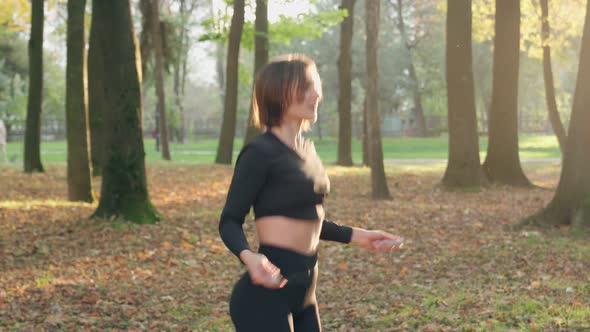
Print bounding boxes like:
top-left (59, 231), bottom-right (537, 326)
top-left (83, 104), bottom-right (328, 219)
top-left (350, 227), bottom-right (404, 253)
top-left (319, 219), bottom-right (353, 243)
top-left (320, 219), bottom-right (403, 252)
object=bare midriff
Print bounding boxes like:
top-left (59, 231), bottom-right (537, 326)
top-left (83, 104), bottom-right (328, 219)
top-left (255, 204), bottom-right (325, 256)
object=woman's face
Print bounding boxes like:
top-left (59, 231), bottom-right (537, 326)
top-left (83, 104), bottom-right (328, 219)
top-left (285, 68), bottom-right (322, 124)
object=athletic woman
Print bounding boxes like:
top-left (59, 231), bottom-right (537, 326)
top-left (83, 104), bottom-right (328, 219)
top-left (219, 54), bottom-right (403, 331)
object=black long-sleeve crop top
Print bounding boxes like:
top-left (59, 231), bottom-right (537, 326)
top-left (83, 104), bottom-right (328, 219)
top-left (219, 130), bottom-right (353, 259)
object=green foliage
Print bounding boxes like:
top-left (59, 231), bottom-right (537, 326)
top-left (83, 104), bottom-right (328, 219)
top-left (471, 0), bottom-right (495, 43)
top-left (0, 73), bottom-right (28, 125)
top-left (0, 21), bottom-right (69, 134)
top-left (468, 0), bottom-right (579, 132)
top-left (0, 29), bottom-right (29, 126)
top-left (43, 53), bottom-right (67, 125)
top-left (198, 7), bottom-right (231, 43)
top-left (167, 105), bottom-right (181, 132)
top-left (199, 1), bottom-right (346, 49)
top-left (0, 0), bottom-right (30, 34)
top-left (0, 29), bottom-right (28, 75)
top-left (160, 9), bottom-right (194, 73)
top-left (237, 62), bottom-right (253, 88)
top-left (267, 9), bottom-right (347, 47)
top-left (472, 0), bottom-right (586, 60)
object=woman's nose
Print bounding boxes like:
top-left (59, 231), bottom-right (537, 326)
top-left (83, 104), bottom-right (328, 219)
top-left (311, 89), bottom-right (320, 99)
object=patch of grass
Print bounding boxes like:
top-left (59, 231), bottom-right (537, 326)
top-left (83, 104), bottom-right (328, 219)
top-left (193, 208), bottom-right (223, 220)
top-left (326, 165), bottom-right (370, 177)
top-left (0, 199), bottom-right (91, 209)
top-left (6, 323), bottom-right (25, 331)
top-left (421, 295), bottom-right (445, 310)
top-left (375, 284), bottom-right (590, 331)
top-left (388, 162), bottom-right (447, 175)
top-left (556, 304), bottom-right (590, 329)
top-left (35, 271), bottom-right (54, 288)
top-left (375, 304), bottom-right (426, 330)
top-left (496, 298), bottom-right (549, 329)
top-left (543, 279), bottom-right (590, 298)
top-left (192, 303), bottom-right (232, 331)
top-left (4, 134), bottom-right (561, 165)
top-left (520, 233), bottom-right (590, 255)
top-left (109, 217), bottom-right (136, 231)
top-left (167, 303), bottom-right (196, 322)
top-left (445, 185), bottom-right (482, 193)
top-left (186, 234), bottom-right (201, 246)
top-left (488, 295), bottom-right (590, 330)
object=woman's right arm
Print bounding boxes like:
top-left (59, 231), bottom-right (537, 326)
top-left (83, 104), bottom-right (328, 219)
top-left (218, 144), bottom-right (267, 263)
top-left (219, 144), bottom-right (287, 288)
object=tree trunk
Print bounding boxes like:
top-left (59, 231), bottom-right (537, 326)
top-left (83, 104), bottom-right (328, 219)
top-left (213, 0), bottom-right (225, 109)
top-left (244, 0), bottom-right (268, 145)
top-left (395, 0), bottom-right (427, 137)
top-left (183, 0), bottom-right (197, 93)
top-left (155, 104), bottom-right (160, 151)
top-left (173, 1), bottom-right (184, 143)
top-left (139, 0), bottom-right (153, 144)
top-left (91, 0), bottom-right (160, 224)
top-left (10, 74), bottom-right (15, 103)
top-left (475, 78), bottom-right (490, 134)
top-left (216, 42), bottom-right (225, 106)
top-left (176, 0), bottom-right (187, 143)
top-left (442, 0), bottom-right (487, 189)
top-left (408, 63), bottom-right (427, 136)
top-left (139, 0), bottom-right (152, 80)
top-left (181, 1), bottom-right (195, 98)
top-left (151, 0), bottom-right (171, 160)
top-left (337, 0), bottom-right (355, 166)
top-left (365, 0), bottom-right (391, 200)
top-left (540, 0), bottom-right (567, 154)
top-left (181, 41), bottom-right (188, 97)
top-left (173, 56), bottom-right (184, 142)
top-left (66, 0), bottom-right (94, 202)
top-left (362, 96), bottom-right (369, 166)
top-left (481, 99), bottom-right (489, 134)
top-left (524, 0), bottom-right (590, 229)
top-left (482, 0), bottom-right (531, 187)
top-left (216, 0), bottom-right (245, 164)
top-left (174, 64), bottom-right (186, 143)
top-left (172, 0), bottom-right (193, 144)
top-left (88, 0), bottom-right (105, 176)
top-left (24, 0), bottom-right (44, 173)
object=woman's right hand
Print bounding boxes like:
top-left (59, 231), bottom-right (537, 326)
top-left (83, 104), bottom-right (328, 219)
top-left (240, 250), bottom-right (288, 289)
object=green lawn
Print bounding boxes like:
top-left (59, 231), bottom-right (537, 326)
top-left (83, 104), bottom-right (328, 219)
top-left (4, 134), bottom-right (561, 165)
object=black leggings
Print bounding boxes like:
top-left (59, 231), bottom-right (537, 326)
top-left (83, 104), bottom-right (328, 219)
top-left (229, 244), bottom-right (321, 331)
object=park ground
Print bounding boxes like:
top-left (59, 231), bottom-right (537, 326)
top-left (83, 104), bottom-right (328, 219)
top-left (1, 136), bottom-right (589, 331)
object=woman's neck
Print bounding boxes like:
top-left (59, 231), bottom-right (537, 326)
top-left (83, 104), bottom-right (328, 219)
top-left (269, 120), bottom-right (303, 149)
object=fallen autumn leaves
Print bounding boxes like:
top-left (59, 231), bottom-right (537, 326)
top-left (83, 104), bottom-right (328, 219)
top-left (1, 163), bottom-right (589, 331)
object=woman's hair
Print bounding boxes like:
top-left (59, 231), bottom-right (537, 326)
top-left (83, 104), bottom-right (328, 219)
top-left (251, 54), bottom-right (322, 131)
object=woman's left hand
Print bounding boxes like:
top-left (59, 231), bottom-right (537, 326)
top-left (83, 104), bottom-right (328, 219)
top-left (351, 228), bottom-right (404, 253)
